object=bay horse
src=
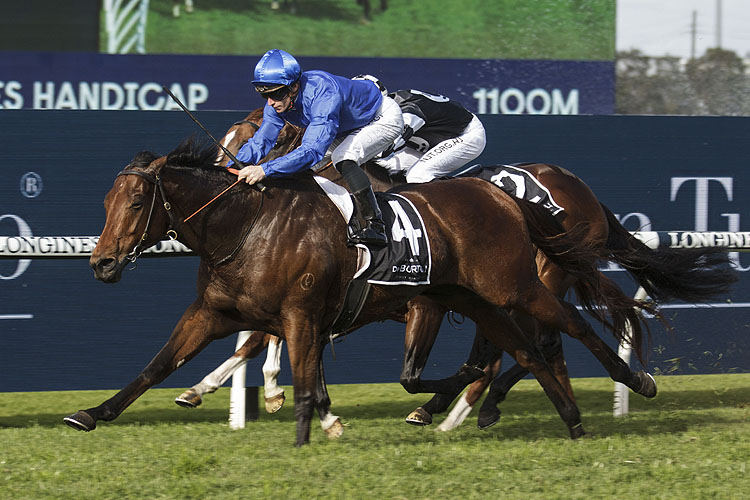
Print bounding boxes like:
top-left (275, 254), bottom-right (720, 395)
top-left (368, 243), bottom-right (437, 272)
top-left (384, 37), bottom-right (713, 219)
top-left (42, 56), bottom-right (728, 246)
top-left (64, 138), bottom-right (660, 445)
top-left (176, 110), bottom-right (734, 430)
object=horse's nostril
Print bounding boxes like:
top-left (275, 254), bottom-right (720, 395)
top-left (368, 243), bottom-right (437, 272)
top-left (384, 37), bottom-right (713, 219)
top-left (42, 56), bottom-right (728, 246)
top-left (93, 258), bottom-right (116, 272)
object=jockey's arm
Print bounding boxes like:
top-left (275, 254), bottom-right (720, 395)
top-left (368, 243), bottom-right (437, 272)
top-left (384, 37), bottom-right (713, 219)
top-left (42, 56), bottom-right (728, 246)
top-left (228, 105), bottom-right (284, 167)
top-left (261, 87), bottom-right (341, 177)
top-left (387, 99), bottom-right (427, 154)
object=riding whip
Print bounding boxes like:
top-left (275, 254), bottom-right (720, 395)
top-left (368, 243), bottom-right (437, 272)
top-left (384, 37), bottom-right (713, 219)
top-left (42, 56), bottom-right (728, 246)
top-left (161, 85), bottom-right (266, 192)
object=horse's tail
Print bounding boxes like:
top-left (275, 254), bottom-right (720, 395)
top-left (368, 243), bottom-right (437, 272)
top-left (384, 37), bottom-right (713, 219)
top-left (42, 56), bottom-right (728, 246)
top-left (516, 200), bottom-right (658, 365)
top-left (600, 203), bottom-right (738, 303)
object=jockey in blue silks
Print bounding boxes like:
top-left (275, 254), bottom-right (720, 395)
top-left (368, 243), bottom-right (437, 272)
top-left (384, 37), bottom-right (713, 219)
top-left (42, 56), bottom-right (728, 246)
top-left (229, 49), bottom-right (403, 246)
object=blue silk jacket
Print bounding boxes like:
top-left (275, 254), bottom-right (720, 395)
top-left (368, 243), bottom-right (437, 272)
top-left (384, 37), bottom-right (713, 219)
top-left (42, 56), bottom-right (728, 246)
top-left (230, 70), bottom-right (383, 176)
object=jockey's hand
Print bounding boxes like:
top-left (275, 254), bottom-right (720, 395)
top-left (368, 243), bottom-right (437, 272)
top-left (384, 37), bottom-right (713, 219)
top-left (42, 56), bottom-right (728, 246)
top-left (237, 164), bottom-right (266, 185)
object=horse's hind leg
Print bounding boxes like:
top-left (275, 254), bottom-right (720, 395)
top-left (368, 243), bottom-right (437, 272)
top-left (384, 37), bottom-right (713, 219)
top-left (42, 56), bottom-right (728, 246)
top-left (64, 301), bottom-right (235, 432)
top-left (315, 355), bottom-right (343, 439)
top-left (520, 284), bottom-right (656, 398)
top-left (466, 302), bottom-right (585, 439)
top-left (175, 330), bottom-right (273, 408)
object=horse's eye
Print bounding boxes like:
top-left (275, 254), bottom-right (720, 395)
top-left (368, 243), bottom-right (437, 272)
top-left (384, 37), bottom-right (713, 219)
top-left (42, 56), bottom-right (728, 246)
top-left (131, 201), bottom-right (143, 210)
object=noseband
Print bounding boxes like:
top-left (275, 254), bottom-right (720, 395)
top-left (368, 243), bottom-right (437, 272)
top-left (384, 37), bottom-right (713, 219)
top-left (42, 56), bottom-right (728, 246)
top-left (116, 169), bottom-right (181, 263)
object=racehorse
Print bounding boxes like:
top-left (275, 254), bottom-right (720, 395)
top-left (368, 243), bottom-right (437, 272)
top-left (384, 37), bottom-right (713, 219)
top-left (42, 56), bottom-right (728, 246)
top-left (64, 138), bottom-right (660, 445)
top-left (178, 110), bottom-right (735, 431)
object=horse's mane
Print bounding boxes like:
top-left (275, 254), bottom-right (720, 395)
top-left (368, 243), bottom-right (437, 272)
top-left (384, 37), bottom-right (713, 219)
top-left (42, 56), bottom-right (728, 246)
top-left (129, 150), bottom-right (160, 169)
top-left (163, 136), bottom-right (317, 189)
top-left (165, 137), bottom-right (220, 171)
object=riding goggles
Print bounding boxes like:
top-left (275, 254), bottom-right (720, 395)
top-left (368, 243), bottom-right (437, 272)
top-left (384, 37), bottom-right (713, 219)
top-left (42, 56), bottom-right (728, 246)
top-left (255, 84), bottom-right (291, 101)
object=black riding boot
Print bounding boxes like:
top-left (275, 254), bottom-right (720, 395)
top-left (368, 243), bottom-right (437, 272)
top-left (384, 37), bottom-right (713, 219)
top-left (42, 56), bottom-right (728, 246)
top-left (350, 186), bottom-right (388, 247)
top-left (334, 159), bottom-right (388, 247)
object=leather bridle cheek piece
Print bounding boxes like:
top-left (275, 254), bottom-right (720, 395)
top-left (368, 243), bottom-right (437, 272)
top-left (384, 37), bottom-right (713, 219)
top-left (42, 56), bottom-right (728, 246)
top-left (116, 169), bottom-right (180, 262)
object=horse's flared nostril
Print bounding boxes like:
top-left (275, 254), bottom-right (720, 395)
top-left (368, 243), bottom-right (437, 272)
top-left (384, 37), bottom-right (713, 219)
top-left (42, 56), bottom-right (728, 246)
top-left (91, 257), bottom-right (116, 274)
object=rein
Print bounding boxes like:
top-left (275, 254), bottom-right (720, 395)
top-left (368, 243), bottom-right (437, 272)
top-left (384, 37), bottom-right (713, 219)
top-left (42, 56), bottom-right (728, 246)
top-left (182, 120), bottom-right (302, 223)
top-left (122, 119), bottom-right (301, 258)
top-left (117, 167), bottom-right (264, 266)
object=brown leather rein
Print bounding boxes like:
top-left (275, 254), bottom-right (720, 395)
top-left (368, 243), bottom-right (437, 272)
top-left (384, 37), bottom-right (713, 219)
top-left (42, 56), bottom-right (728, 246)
top-left (114, 120), bottom-right (303, 264)
top-left (180, 119), bottom-right (304, 223)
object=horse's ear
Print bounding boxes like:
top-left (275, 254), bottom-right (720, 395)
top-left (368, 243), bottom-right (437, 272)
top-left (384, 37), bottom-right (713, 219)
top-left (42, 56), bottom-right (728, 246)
top-left (131, 150), bottom-right (160, 169)
top-left (148, 156), bottom-right (168, 172)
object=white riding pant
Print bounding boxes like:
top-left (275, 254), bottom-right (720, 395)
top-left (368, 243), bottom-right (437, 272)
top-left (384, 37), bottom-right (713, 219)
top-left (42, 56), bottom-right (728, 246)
top-left (376, 114), bottom-right (486, 183)
top-left (329, 96), bottom-right (404, 166)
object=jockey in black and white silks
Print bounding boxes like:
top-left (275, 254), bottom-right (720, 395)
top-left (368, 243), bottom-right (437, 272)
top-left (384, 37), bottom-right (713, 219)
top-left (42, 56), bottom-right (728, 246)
top-left (375, 89), bottom-right (487, 183)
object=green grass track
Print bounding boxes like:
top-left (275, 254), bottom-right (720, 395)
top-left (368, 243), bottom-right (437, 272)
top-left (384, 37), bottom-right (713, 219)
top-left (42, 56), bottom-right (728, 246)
top-left (2, 374), bottom-right (748, 499)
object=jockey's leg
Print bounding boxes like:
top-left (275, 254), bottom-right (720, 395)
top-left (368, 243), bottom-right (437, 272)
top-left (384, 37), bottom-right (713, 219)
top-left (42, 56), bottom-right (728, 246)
top-left (336, 159), bottom-right (388, 246)
top-left (331, 95), bottom-right (403, 246)
top-left (405, 115), bottom-right (487, 183)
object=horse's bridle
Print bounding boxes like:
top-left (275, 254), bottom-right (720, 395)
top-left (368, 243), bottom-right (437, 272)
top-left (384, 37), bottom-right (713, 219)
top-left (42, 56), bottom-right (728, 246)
top-left (116, 167), bottom-right (265, 267)
top-left (116, 169), bottom-right (181, 263)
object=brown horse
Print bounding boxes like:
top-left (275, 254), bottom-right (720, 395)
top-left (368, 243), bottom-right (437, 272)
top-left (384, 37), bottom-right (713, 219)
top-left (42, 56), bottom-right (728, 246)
top-left (192, 110), bottom-right (734, 431)
top-left (64, 138), bottom-right (661, 445)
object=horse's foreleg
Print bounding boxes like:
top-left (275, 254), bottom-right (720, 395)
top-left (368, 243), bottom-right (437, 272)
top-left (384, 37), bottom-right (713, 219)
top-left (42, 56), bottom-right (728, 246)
top-left (464, 301), bottom-right (585, 439)
top-left (175, 330), bottom-right (273, 408)
top-left (262, 336), bottom-right (286, 413)
top-left (400, 298), bottom-right (463, 426)
top-left (176, 353), bottom-right (248, 408)
top-left (477, 361), bottom-right (527, 430)
top-left (434, 353), bottom-right (503, 432)
top-left (64, 301), bottom-right (233, 431)
top-left (410, 330), bottom-right (499, 427)
top-left (400, 299), bottom-right (483, 397)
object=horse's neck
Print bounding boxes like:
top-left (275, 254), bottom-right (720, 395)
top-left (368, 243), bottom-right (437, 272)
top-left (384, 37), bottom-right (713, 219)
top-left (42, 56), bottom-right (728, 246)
top-left (165, 169), bottom-right (342, 264)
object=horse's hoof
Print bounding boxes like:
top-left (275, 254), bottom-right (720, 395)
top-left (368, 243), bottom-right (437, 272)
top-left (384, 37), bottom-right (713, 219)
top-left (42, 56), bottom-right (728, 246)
top-left (405, 407), bottom-right (432, 426)
top-left (175, 389), bottom-right (202, 408)
top-left (264, 392), bottom-right (285, 413)
top-left (477, 408), bottom-right (500, 430)
top-left (635, 371), bottom-right (657, 398)
top-left (569, 423), bottom-right (587, 439)
top-left (63, 410), bottom-right (96, 432)
top-left (324, 418), bottom-right (344, 439)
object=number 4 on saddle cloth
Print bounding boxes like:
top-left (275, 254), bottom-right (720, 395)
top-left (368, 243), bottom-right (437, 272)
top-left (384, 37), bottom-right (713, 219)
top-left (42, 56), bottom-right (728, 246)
top-left (314, 176), bottom-right (432, 338)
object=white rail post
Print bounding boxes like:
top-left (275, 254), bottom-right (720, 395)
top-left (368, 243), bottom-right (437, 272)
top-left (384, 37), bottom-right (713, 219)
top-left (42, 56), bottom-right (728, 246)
top-left (104, 0), bottom-right (150, 54)
top-left (228, 330), bottom-right (252, 429)
top-left (613, 286), bottom-right (649, 417)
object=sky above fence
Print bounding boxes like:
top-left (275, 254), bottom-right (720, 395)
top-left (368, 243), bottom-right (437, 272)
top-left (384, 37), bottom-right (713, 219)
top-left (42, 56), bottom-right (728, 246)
top-left (617, 0), bottom-right (750, 58)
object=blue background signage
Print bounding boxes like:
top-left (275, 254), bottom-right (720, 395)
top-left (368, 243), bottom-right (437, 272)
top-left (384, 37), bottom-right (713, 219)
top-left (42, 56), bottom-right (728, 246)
top-left (1, 110), bottom-right (747, 392)
top-left (0, 52), bottom-right (613, 115)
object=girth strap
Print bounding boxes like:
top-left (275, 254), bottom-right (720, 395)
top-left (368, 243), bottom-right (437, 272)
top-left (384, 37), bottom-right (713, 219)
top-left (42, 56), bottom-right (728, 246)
top-left (326, 276), bottom-right (371, 341)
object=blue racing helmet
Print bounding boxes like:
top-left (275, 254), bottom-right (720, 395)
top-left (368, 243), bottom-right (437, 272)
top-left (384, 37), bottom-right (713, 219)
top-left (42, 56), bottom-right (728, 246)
top-left (252, 49), bottom-right (301, 89)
